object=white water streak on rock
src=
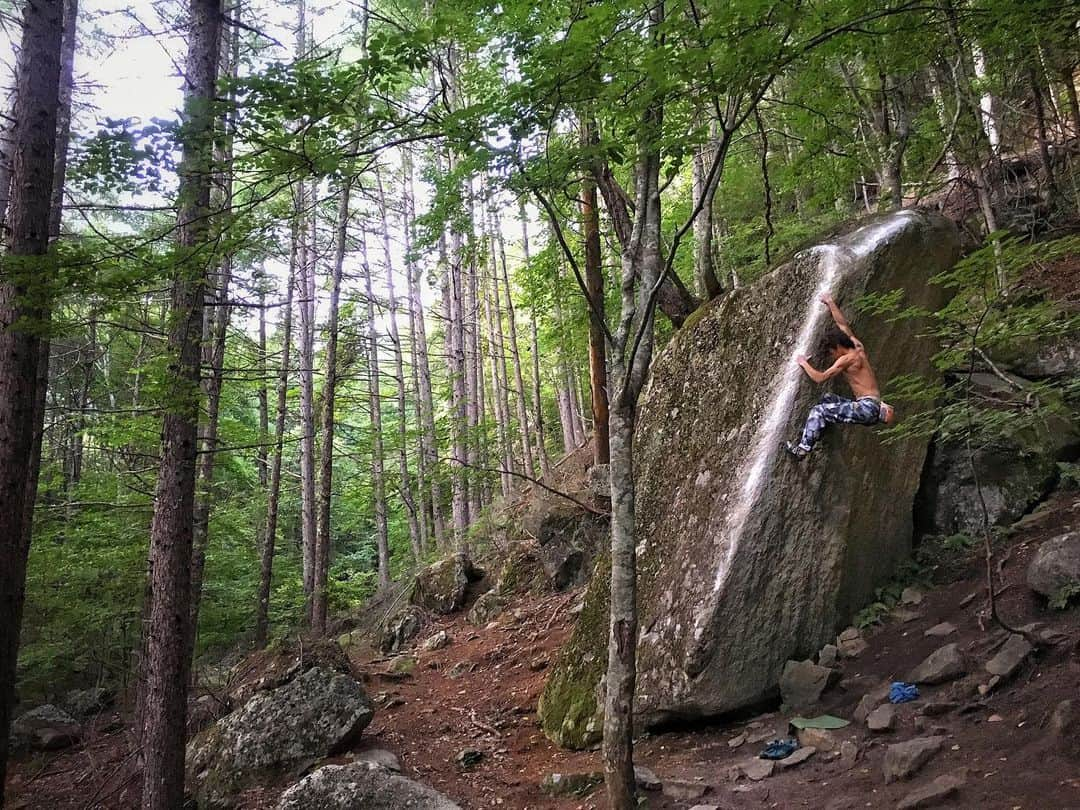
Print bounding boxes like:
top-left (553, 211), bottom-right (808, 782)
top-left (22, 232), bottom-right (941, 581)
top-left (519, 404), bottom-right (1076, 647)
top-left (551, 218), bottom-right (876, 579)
top-left (695, 212), bottom-right (917, 639)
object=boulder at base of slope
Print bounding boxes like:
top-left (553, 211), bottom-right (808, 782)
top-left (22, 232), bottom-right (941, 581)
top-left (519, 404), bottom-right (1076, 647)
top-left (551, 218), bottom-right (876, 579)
top-left (1026, 531), bottom-right (1080, 600)
top-left (10, 705), bottom-right (80, 753)
top-left (915, 377), bottom-right (1079, 538)
top-left (541, 210), bottom-right (959, 744)
top-left (410, 553), bottom-right (483, 614)
top-left (276, 762), bottom-right (460, 810)
top-left (186, 667), bottom-right (375, 807)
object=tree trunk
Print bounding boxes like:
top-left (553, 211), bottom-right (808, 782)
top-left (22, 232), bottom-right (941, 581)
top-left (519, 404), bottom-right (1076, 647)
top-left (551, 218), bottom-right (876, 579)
top-left (1062, 67), bottom-right (1080, 138)
top-left (23, 0), bottom-right (78, 548)
top-left (1029, 66), bottom-right (1058, 198)
top-left (376, 168), bottom-right (422, 562)
top-left (603, 396), bottom-right (638, 809)
top-left (363, 231), bottom-right (391, 588)
top-left (403, 152), bottom-right (444, 548)
top-left (256, 285), bottom-right (269, 491)
top-left (691, 142), bottom-right (722, 299)
top-left (484, 240), bottom-right (515, 496)
top-left (464, 215), bottom-right (482, 519)
top-left (492, 205), bottom-right (536, 479)
top-left (190, 5), bottom-right (240, 640)
top-left (254, 239), bottom-right (296, 648)
top-left (447, 226), bottom-right (469, 544)
top-left (580, 167), bottom-right (610, 465)
top-left (140, 1), bottom-right (222, 806)
top-left (970, 44), bottom-right (1001, 152)
top-left (0, 1), bottom-right (64, 798)
top-left (312, 171), bottom-right (352, 635)
top-left (518, 200), bottom-right (551, 479)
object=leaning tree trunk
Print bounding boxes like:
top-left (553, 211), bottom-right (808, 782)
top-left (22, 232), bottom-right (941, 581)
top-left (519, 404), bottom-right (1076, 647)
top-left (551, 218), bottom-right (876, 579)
top-left (140, 1), bottom-right (222, 807)
top-left (363, 231), bottom-right (392, 588)
top-left (0, 0), bottom-right (64, 800)
top-left (254, 237), bottom-right (296, 648)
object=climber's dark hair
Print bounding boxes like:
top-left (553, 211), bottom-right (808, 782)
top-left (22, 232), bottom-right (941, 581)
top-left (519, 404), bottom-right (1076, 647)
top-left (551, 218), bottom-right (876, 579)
top-left (822, 326), bottom-right (856, 351)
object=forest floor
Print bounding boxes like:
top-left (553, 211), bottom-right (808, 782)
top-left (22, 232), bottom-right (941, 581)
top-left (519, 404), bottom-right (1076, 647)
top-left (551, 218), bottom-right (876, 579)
top-left (7, 490), bottom-right (1079, 810)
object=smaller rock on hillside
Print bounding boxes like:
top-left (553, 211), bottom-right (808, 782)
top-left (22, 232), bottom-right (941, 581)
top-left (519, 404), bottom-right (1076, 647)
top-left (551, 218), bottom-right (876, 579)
top-left (10, 705), bottom-right (80, 753)
top-left (186, 667), bottom-right (374, 807)
top-left (380, 606), bottom-right (426, 654)
top-left (276, 762), bottom-right (460, 810)
top-left (410, 553), bottom-right (483, 614)
top-left (1026, 531), bottom-right (1080, 601)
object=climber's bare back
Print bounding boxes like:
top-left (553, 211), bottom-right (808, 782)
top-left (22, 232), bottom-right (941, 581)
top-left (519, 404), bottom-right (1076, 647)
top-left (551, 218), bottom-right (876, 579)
top-left (839, 341), bottom-right (880, 400)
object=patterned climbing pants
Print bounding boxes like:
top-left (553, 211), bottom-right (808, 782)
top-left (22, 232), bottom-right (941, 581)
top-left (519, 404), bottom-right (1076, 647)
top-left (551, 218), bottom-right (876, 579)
top-left (797, 393), bottom-right (881, 453)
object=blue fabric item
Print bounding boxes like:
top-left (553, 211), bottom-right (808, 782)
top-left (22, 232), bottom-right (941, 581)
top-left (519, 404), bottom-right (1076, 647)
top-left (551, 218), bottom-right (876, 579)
top-left (890, 681), bottom-right (920, 704)
top-left (797, 392), bottom-right (882, 453)
top-left (759, 737), bottom-right (799, 760)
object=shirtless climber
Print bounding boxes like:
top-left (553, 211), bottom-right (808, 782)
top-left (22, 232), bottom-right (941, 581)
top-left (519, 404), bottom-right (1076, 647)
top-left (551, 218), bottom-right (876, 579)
top-left (784, 293), bottom-right (895, 459)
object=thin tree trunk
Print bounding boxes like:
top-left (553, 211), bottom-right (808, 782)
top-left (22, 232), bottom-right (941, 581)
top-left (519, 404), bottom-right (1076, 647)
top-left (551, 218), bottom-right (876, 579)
top-left (141, 1), bottom-right (222, 806)
top-left (464, 210), bottom-right (482, 519)
top-left (484, 242), bottom-right (514, 496)
top-left (190, 3), bottom-right (240, 641)
top-left (447, 227), bottom-right (469, 544)
top-left (254, 239), bottom-right (296, 648)
top-left (580, 164), bottom-right (610, 465)
top-left (403, 152), bottom-right (444, 548)
top-left (518, 201), bottom-right (551, 478)
top-left (492, 204), bottom-right (536, 478)
top-left (257, 284), bottom-right (269, 491)
top-left (691, 143), bottom-right (722, 299)
top-left (293, 2), bottom-right (318, 617)
top-left (363, 231), bottom-right (391, 588)
top-left (376, 169), bottom-right (422, 562)
top-left (1062, 67), bottom-right (1080, 137)
top-left (971, 44), bottom-right (1001, 152)
top-left (311, 170), bottom-right (352, 635)
top-left (0, 1), bottom-right (64, 798)
top-left (1030, 66), bottom-right (1058, 197)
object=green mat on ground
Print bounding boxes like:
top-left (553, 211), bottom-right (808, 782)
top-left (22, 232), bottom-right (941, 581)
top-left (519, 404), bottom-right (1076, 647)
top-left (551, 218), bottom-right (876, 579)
top-left (789, 714), bottom-right (850, 730)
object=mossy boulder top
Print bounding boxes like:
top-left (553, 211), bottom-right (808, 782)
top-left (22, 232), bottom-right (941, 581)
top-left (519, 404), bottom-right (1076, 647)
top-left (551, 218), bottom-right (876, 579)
top-left (541, 209), bottom-right (960, 744)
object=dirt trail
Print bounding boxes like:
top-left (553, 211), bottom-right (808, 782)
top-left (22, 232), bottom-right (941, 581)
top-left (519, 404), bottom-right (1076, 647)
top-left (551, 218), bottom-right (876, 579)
top-left (7, 491), bottom-right (1080, 809)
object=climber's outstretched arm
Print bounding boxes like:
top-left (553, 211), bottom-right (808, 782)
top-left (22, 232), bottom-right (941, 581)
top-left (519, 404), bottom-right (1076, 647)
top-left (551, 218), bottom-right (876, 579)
top-left (797, 353), bottom-right (856, 383)
top-left (821, 294), bottom-right (863, 348)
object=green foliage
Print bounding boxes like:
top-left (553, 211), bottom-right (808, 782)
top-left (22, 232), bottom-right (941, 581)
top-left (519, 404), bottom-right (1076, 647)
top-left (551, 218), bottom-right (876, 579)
top-left (1049, 582), bottom-right (1080, 611)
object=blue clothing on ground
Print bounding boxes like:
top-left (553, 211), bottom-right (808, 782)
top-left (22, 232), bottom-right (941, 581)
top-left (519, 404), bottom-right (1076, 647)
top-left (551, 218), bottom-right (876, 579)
top-left (889, 681), bottom-right (920, 704)
top-left (760, 737), bottom-right (799, 760)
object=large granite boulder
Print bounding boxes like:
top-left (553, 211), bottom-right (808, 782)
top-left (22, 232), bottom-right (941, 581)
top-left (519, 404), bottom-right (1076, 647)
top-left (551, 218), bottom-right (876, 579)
top-left (541, 210), bottom-right (959, 744)
top-left (276, 762), bottom-right (460, 810)
top-left (186, 667), bottom-right (375, 807)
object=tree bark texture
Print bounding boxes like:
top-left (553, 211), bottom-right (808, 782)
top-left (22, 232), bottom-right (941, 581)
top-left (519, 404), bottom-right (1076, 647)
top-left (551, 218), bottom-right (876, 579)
top-left (140, 2), bottom-right (221, 807)
top-left (363, 231), bottom-right (391, 588)
top-left (580, 169), bottom-right (610, 465)
top-left (254, 239), bottom-right (296, 648)
top-left (0, 0), bottom-right (64, 800)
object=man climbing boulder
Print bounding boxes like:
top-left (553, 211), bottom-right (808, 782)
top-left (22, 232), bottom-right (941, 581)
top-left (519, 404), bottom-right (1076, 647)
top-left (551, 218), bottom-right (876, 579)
top-left (786, 293), bottom-right (894, 459)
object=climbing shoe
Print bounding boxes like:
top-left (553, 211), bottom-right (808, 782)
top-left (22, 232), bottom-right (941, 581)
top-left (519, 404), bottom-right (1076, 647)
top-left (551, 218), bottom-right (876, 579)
top-left (783, 441), bottom-right (809, 460)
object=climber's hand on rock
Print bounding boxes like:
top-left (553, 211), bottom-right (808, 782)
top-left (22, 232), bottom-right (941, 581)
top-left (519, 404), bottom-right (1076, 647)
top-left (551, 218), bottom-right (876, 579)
top-left (820, 293), bottom-right (834, 306)
top-left (796, 355), bottom-right (809, 366)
